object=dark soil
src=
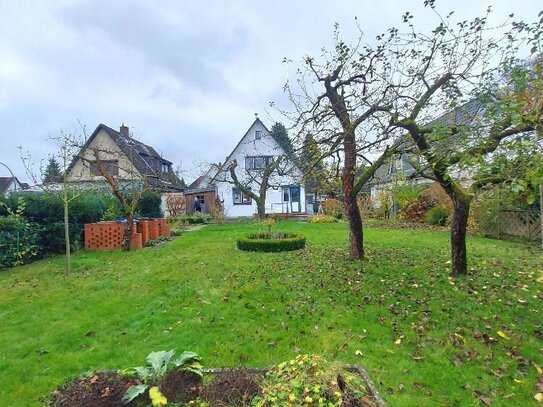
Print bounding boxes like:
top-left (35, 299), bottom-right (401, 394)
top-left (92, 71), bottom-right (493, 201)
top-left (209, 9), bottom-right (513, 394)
top-left (48, 371), bottom-right (137, 407)
top-left (49, 368), bottom-right (380, 406)
top-left (159, 369), bottom-right (203, 403)
top-left (201, 369), bottom-right (262, 406)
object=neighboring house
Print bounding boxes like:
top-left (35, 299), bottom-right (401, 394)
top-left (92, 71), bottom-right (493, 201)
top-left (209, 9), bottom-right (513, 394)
top-left (0, 177), bottom-right (28, 197)
top-left (201, 117), bottom-right (305, 218)
top-left (184, 163), bottom-right (221, 215)
top-left (66, 123), bottom-right (185, 193)
top-left (368, 99), bottom-right (484, 203)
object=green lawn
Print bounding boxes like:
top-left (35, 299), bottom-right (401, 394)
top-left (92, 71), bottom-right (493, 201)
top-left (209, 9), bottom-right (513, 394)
top-left (0, 221), bottom-right (541, 406)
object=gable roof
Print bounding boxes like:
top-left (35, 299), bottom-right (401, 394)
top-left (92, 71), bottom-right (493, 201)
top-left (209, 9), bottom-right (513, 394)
top-left (67, 123), bottom-right (185, 192)
top-left (0, 177), bottom-right (27, 195)
top-left (212, 117), bottom-right (301, 180)
top-left (370, 99), bottom-right (486, 186)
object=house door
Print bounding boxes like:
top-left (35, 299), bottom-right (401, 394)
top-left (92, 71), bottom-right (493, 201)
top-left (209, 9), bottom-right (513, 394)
top-left (282, 186), bottom-right (301, 213)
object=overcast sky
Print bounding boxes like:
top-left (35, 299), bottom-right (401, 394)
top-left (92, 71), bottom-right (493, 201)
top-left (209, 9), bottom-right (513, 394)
top-left (0, 0), bottom-right (541, 184)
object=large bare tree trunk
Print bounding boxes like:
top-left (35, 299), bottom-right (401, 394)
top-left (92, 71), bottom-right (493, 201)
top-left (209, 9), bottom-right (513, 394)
top-left (343, 131), bottom-right (363, 259)
top-left (257, 181), bottom-right (267, 220)
top-left (450, 196), bottom-right (471, 276)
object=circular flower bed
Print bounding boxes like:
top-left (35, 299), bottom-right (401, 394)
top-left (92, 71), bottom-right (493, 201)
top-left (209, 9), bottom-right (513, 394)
top-left (236, 232), bottom-right (306, 252)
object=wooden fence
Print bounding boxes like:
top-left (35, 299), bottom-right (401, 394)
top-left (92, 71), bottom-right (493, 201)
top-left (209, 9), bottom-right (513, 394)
top-left (475, 185), bottom-right (542, 246)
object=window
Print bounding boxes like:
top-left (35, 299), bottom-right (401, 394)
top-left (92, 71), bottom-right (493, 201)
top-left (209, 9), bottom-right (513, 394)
top-left (245, 156), bottom-right (273, 170)
top-left (255, 130), bottom-right (262, 140)
top-left (90, 160), bottom-right (119, 176)
top-left (233, 187), bottom-right (252, 205)
top-left (196, 195), bottom-right (205, 204)
top-left (387, 155), bottom-right (403, 175)
top-left (161, 163), bottom-right (170, 173)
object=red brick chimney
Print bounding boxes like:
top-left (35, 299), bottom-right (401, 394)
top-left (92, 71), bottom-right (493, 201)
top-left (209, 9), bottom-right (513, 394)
top-left (120, 123), bottom-right (129, 137)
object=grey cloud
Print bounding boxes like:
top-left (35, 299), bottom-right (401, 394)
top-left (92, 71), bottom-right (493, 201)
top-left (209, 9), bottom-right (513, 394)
top-left (62, 1), bottom-right (249, 94)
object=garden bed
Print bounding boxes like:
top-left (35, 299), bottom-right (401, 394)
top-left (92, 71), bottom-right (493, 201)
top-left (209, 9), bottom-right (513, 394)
top-left (48, 354), bottom-right (386, 406)
top-left (236, 232), bottom-right (306, 252)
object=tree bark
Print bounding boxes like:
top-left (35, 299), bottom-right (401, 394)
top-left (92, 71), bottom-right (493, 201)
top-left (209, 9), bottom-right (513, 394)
top-left (122, 212), bottom-right (133, 251)
top-left (343, 130), bottom-right (363, 259)
top-left (450, 196), bottom-right (471, 276)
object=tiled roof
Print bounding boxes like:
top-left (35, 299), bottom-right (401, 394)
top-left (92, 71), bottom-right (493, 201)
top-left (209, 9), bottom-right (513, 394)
top-left (68, 124), bottom-right (185, 192)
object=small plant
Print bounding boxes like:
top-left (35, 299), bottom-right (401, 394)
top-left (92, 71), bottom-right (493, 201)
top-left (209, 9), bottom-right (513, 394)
top-left (261, 217), bottom-right (277, 233)
top-left (145, 236), bottom-right (171, 247)
top-left (0, 197), bottom-right (40, 269)
top-left (321, 199), bottom-right (344, 219)
top-left (169, 226), bottom-right (184, 237)
top-left (374, 190), bottom-right (392, 219)
top-left (426, 205), bottom-right (450, 225)
top-left (309, 215), bottom-right (337, 224)
top-left (121, 350), bottom-right (203, 405)
top-left (255, 354), bottom-right (368, 407)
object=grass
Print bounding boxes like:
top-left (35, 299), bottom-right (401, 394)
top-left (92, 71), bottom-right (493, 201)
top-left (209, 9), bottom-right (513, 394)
top-left (0, 220), bottom-right (541, 406)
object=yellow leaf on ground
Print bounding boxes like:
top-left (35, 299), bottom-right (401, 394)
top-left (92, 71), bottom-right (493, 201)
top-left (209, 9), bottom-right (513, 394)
top-left (394, 338), bottom-right (402, 345)
top-left (149, 386), bottom-right (167, 407)
top-left (497, 330), bottom-right (510, 340)
top-left (534, 393), bottom-right (543, 402)
top-left (355, 350), bottom-right (363, 356)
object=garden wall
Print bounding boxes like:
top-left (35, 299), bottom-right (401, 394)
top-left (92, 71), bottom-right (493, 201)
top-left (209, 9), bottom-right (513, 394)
top-left (84, 218), bottom-right (170, 250)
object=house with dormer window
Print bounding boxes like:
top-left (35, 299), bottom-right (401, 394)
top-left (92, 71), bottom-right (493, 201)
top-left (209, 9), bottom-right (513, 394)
top-left (65, 123), bottom-right (185, 193)
top-left (201, 117), bottom-right (305, 218)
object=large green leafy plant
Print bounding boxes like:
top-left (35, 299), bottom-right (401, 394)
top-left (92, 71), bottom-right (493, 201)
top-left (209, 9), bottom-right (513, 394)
top-left (121, 350), bottom-right (203, 405)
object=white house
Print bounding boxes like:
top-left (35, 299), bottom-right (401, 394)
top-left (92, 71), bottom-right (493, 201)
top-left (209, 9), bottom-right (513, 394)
top-left (211, 117), bottom-right (306, 218)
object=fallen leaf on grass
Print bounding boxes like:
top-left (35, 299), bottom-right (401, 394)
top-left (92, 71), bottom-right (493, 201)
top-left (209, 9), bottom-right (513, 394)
top-left (410, 354), bottom-right (424, 361)
top-left (355, 350), bottom-right (363, 356)
top-left (497, 330), bottom-right (510, 340)
top-left (473, 390), bottom-right (493, 405)
top-left (534, 393), bottom-right (543, 402)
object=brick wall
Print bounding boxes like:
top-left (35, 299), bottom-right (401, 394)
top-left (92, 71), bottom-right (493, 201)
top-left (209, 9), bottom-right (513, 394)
top-left (84, 218), bottom-right (168, 250)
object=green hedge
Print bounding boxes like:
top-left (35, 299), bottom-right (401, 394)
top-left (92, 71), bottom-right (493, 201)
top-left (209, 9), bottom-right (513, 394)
top-left (0, 191), bottom-right (163, 257)
top-left (237, 232), bottom-right (306, 252)
top-left (0, 216), bottom-right (40, 269)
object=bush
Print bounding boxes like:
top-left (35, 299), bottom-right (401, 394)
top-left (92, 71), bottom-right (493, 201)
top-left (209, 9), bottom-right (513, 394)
top-left (136, 191), bottom-right (163, 218)
top-left (237, 232), bottom-right (306, 252)
top-left (426, 205), bottom-right (450, 225)
top-left (321, 198), bottom-right (344, 219)
top-left (374, 190), bottom-right (392, 219)
top-left (357, 195), bottom-right (372, 218)
top-left (309, 215), bottom-right (337, 223)
top-left (398, 196), bottom-right (433, 222)
top-left (391, 179), bottom-right (426, 210)
top-left (0, 215), bottom-right (40, 269)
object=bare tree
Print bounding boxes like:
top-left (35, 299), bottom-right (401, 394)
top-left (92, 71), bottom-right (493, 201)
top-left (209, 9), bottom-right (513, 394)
top-left (19, 131), bottom-right (83, 274)
top-left (73, 127), bottom-right (150, 251)
top-left (222, 155), bottom-right (287, 220)
top-left (283, 24), bottom-right (400, 259)
top-left (385, 5), bottom-right (543, 275)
